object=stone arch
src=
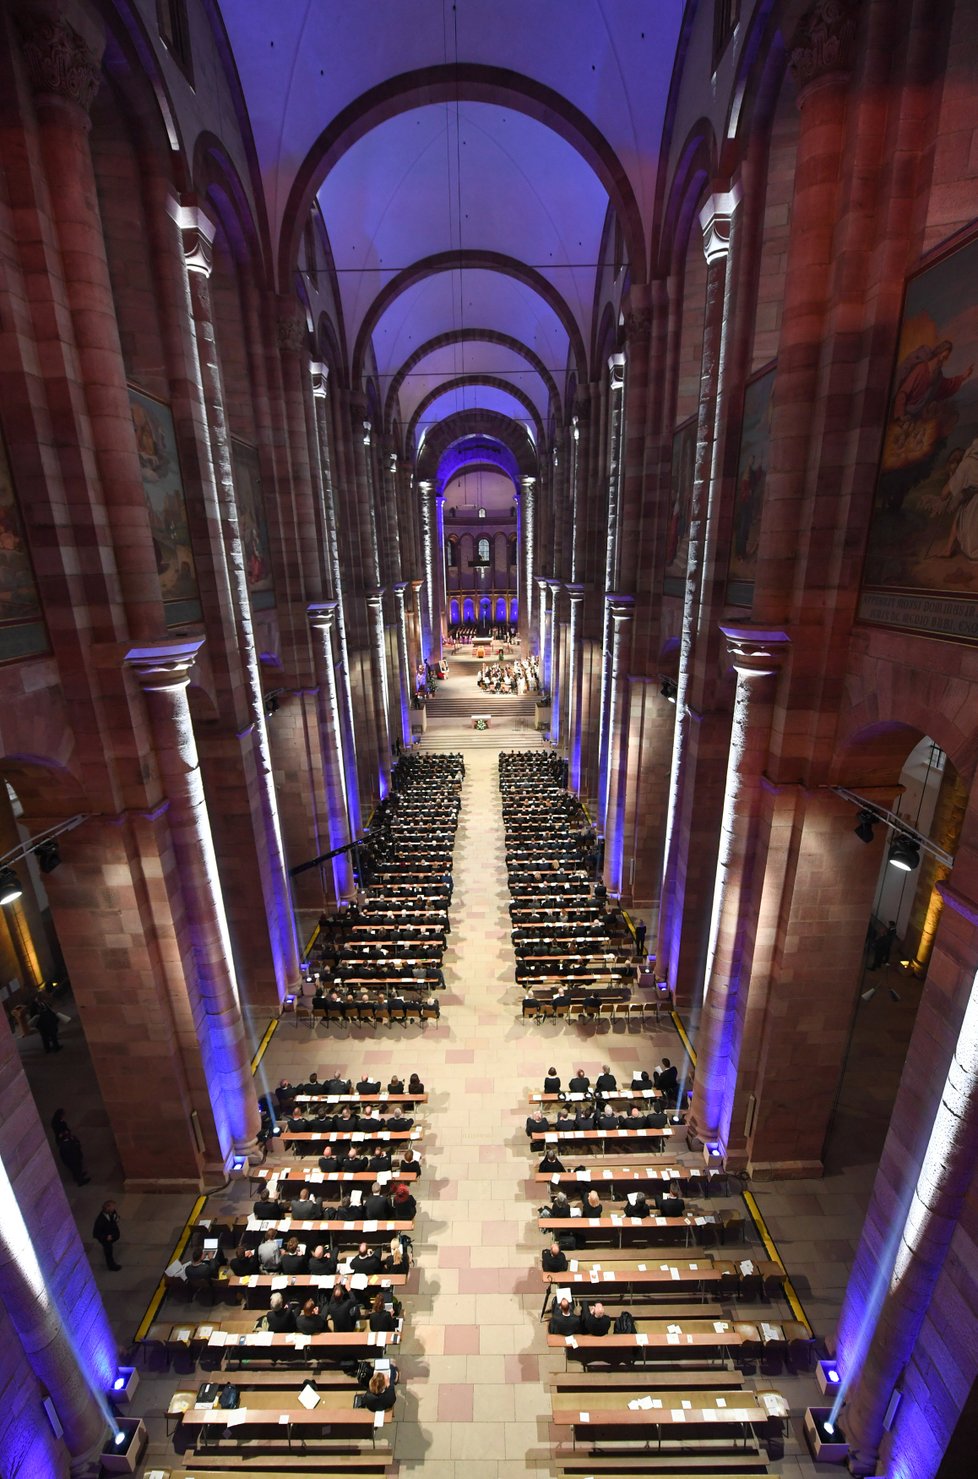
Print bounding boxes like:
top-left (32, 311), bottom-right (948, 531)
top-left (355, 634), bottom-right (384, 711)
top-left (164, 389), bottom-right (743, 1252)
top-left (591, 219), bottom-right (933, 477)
top-left (192, 131), bottom-right (265, 275)
top-left (385, 328), bottom-right (560, 432)
top-left (416, 411), bottom-right (537, 484)
top-left (407, 375), bottom-right (545, 452)
top-left (656, 119), bottom-right (718, 278)
top-left (277, 62), bottom-right (648, 291)
top-left (721, 0), bottom-right (791, 152)
top-left (352, 249), bottom-right (587, 387)
top-left (833, 657), bottom-right (978, 792)
top-left (97, 0), bottom-right (189, 187)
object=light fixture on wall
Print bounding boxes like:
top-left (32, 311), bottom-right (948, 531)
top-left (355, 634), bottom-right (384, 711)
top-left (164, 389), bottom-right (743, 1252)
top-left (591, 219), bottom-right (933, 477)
top-left (34, 840), bottom-right (61, 874)
top-left (0, 867), bottom-right (22, 905)
top-left (854, 809), bottom-right (876, 844)
top-left (660, 679), bottom-right (677, 702)
top-left (887, 834), bottom-right (920, 872)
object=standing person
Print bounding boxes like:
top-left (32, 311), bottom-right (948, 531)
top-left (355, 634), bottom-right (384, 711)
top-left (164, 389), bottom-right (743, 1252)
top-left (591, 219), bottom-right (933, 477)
top-left (93, 1200), bottom-right (121, 1270)
top-left (871, 920), bottom-right (898, 971)
top-left (32, 995), bottom-right (61, 1053)
top-left (57, 1127), bottom-right (90, 1186)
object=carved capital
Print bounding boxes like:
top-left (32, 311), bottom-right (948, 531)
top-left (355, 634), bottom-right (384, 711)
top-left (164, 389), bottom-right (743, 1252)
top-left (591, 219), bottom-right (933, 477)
top-left (309, 360), bottom-right (329, 399)
top-left (720, 622), bottom-right (790, 677)
top-left (125, 637), bottom-right (204, 692)
top-left (700, 186), bottom-right (742, 265)
top-left (18, 11), bottom-right (102, 114)
top-left (790, 0), bottom-right (860, 97)
top-left (166, 197), bottom-right (217, 278)
top-left (276, 306), bottom-right (307, 355)
top-left (608, 351), bottom-right (626, 391)
top-left (307, 601), bottom-right (338, 634)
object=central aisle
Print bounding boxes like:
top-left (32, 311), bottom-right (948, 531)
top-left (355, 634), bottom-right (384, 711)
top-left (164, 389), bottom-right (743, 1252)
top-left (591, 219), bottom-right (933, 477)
top-left (397, 739), bottom-right (553, 1474)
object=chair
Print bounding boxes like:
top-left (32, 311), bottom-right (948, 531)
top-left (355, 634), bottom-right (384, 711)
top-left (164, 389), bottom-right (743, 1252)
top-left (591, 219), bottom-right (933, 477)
top-left (523, 1000), bottom-right (541, 1023)
top-left (374, 1005), bottom-right (391, 1029)
top-left (628, 1002), bottom-right (645, 1031)
top-left (720, 1209), bottom-right (745, 1244)
top-left (294, 1003), bottom-right (314, 1030)
top-left (169, 1340), bottom-right (197, 1375)
top-left (137, 1339), bottom-right (170, 1373)
top-left (738, 1271), bottom-right (764, 1303)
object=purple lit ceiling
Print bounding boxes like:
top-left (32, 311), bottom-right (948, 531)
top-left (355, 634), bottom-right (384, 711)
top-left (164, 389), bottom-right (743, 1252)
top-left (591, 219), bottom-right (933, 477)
top-left (219, 1), bottom-right (685, 455)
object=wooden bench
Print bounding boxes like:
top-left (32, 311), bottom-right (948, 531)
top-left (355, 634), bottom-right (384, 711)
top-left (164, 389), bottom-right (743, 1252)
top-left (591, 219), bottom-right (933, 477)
top-left (550, 1369), bottom-right (746, 1391)
top-left (226, 1271), bottom-right (408, 1306)
top-left (162, 1463), bottom-right (392, 1478)
top-left (172, 1384), bottom-right (393, 1444)
top-left (293, 1093), bottom-right (429, 1107)
top-left (280, 1129), bottom-right (422, 1146)
top-left (550, 1385), bottom-right (784, 1441)
top-left (541, 1258), bottom-right (734, 1316)
top-left (558, 1463), bottom-right (773, 1477)
top-left (235, 1216), bottom-right (413, 1242)
top-left (530, 1090), bottom-right (665, 1105)
top-left (532, 1128), bottom-right (678, 1149)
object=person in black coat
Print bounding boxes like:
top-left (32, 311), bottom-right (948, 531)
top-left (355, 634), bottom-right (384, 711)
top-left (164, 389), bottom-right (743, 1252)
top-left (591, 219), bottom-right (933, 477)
top-left (253, 1193), bottom-right (281, 1219)
top-left (367, 1291), bottom-right (398, 1331)
top-left (351, 1241), bottom-right (382, 1274)
top-left (543, 1068), bottom-right (561, 1092)
top-left (581, 1300), bottom-right (612, 1336)
top-left (296, 1298), bottom-right (326, 1334)
top-left (93, 1201), bottom-right (121, 1270)
top-left (327, 1283), bottom-right (361, 1332)
top-left (362, 1369), bottom-right (397, 1411)
top-left (308, 1244), bottom-right (338, 1275)
top-left (280, 1236), bottom-right (308, 1274)
top-left (655, 1058), bottom-right (679, 1100)
top-left (568, 1069), bottom-right (590, 1093)
top-left (595, 1065), bottom-right (617, 1093)
top-left (542, 1240), bottom-right (568, 1273)
top-left (392, 1184), bottom-right (416, 1220)
top-left (362, 1185), bottom-right (394, 1220)
top-left (266, 1292), bottom-right (297, 1332)
top-left (539, 1148), bottom-right (565, 1174)
top-left (548, 1298), bottom-right (580, 1336)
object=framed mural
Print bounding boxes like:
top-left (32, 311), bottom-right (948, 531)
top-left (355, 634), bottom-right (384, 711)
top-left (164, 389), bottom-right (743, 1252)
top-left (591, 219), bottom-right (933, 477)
top-left (859, 233), bottom-right (978, 642)
top-left (231, 439), bottom-right (276, 611)
top-left (663, 416), bottom-right (697, 597)
top-left (0, 427), bottom-right (48, 661)
top-left (726, 362), bottom-right (776, 606)
top-left (128, 386), bottom-right (202, 626)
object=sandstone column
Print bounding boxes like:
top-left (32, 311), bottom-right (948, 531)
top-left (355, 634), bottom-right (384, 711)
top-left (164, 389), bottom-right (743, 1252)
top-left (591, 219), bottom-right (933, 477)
top-left (596, 353), bottom-right (627, 825)
top-left (520, 476), bottom-right (536, 653)
top-left (392, 582), bottom-right (412, 747)
top-left (601, 595), bottom-right (636, 895)
top-left (565, 583), bottom-right (586, 790)
top-left (307, 604), bottom-right (355, 899)
top-left (418, 481), bottom-right (436, 660)
top-left (547, 577), bottom-right (562, 745)
top-left (689, 624), bottom-right (789, 1149)
top-left (125, 638), bottom-right (259, 1156)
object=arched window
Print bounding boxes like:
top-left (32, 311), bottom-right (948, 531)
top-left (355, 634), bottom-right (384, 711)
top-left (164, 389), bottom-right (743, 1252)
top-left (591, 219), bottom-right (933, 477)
top-left (509, 535), bottom-right (518, 567)
top-left (447, 536), bottom-right (458, 568)
top-left (477, 536), bottom-right (490, 562)
top-left (478, 506), bottom-right (487, 519)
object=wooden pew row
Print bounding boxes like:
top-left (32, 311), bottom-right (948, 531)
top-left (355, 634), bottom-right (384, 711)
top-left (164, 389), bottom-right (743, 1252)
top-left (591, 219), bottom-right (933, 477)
top-left (550, 1384), bottom-right (788, 1439)
top-left (293, 1093), bottom-right (429, 1106)
top-left (227, 1271), bottom-right (409, 1307)
top-left (529, 1090), bottom-right (665, 1105)
top-left (280, 1128), bottom-right (422, 1146)
top-left (172, 1385), bottom-right (392, 1443)
top-left (539, 1212), bottom-right (719, 1247)
top-left (530, 1127), bottom-right (678, 1148)
top-left (236, 1217), bottom-right (414, 1241)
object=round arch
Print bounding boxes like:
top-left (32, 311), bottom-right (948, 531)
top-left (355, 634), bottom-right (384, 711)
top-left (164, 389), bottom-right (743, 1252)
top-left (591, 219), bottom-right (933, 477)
top-left (407, 375), bottom-right (545, 453)
top-left (417, 411), bottom-right (537, 484)
top-left (192, 131), bottom-right (265, 273)
top-left (385, 327), bottom-right (560, 432)
top-left (352, 249), bottom-right (587, 387)
top-left (656, 118), bottom-right (719, 278)
top-left (277, 62), bottom-right (648, 292)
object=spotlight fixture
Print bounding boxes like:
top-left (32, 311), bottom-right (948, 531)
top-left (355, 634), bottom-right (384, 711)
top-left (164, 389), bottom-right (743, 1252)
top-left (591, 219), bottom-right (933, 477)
top-left (0, 867), bottom-right (22, 905)
top-left (660, 678), bottom-right (677, 703)
top-left (888, 834), bottom-right (920, 872)
top-left (889, 988), bottom-right (902, 1003)
top-left (861, 986), bottom-right (876, 1002)
top-left (35, 839), bottom-right (61, 874)
top-left (854, 809), bottom-right (876, 844)
top-left (264, 694), bottom-right (280, 718)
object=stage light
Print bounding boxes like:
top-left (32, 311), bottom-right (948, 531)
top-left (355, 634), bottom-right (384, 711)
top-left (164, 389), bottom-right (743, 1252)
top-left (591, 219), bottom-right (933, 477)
top-left (113, 1429), bottom-right (126, 1445)
top-left (888, 835), bottom-right (920, 871)
top-left (113, 1377), bottom-right (125, 1392)
top-left (826, 1367), bottom-right (841, 1385)
top-left (0, 867), bottom-right (22, 905)
top-left (660, 679), bottom-right (677, 702)
top-left (854, 809), bottom-right (876, 843)
top-left (861, 986), bottom-right (876, 1002)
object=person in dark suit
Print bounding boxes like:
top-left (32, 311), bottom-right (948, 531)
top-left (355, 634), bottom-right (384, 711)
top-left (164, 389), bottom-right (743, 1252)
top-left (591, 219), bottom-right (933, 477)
top-left (658, 1183), bottom-right (685, 1217)
top-left (596, 1106), bottom-right (618, 1130)
top-left (253, 1192), bottom-right (281, 1220)
top-left (308, 1244), bottom-right (338, 1275)
top-left (280, 1236), bottom-right (308, 1274)
top-left (318, 1151), bottom-right (341, 1173)
top-left (539, 1148), bottom-right (565, 1174)
top-left (266, 1292), bottom-right (297, 1332)
top-left (655, 1058), bottom-right (679, 1100)
top-left (185, 1247), bottom-right (215, 1288)
top-left (526, 1109), bottom-right (549, 1138)
top-left (574, 1106), bottom-right (596, 1131)
top-left (595, 1065), bottom-right (617, 1092)
top-left (548, 1298), bottom-right (580, 1336)
top-left (362, 1369), bottom-right (397, 1411)
top-left (368, 1290), bottom-right (398, 1331)
top-left (296, 1298), bottom-right (326, 1334)
top-left (327, 1282), bottom-right (361, 1331)
top-left (291, 1188), bottom-right (324, 1220)
top-left (584, 1190), bottom-right (603, 1217)
top-left (387, 1111), bottom-right (414, 1132)
top-left (368, 1150), bottom-right (392, 1172)
top-left (625, 1190), bottom-right (651, 1218)
top-left (543, 1068), bottom-right (560, 1092)
top-left (357, 1075), bottom-right (381, 1094)
top-left (351, 1241), bottom-right (382, 1274)
top-left (392, 1183), bottom-right (417, 1220)
top-left (581, 1300), bottom-right (612, 1336)
top-left (569, 1068), bottom-right (590, 1093)
top-left (93, 1201), bottom-right (122, 1270)
top-left (542, 1240), bottom-right (568, 1272)
top-left (361, 1184), bottom-right (393, 1220)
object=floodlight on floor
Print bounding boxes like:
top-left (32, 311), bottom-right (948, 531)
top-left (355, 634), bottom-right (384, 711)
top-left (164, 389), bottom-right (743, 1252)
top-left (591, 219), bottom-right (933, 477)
top-left (854, 809), bottom-right (876, 843)
top-left (0, 867), bottom-right (22, 905)
top-left (888, 834), bottom-right (920, 871)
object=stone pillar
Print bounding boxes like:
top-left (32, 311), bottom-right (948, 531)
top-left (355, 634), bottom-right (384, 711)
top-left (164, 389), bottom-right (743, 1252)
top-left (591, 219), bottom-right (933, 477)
top-left (307, 604), bottom-right (355, 900)
top-left (689, 624), bottom-right (789, 1150)
top-left (596, 353), bottom-right (627, 827)
top-left (537, 578), bottom-right (550, 687)
top-left (418, 481), bottom-right (436, 660)
top-left (125, 639), bottom-right (259, 1157)
top-left (309, 363), bottom-right (361, 834)
top-left (547, 577), bottom-right (562, 746)
top-left (366, 589), bottom-right (392, 794)
top-left (435, 492), bottom-right (448, 660)
top-left (601, 596), bottom-right (635, 895)
top-left (0, 1008), bottom-right (116, 1466)
top-left (17, 7), bottom-right (163, 641)
top-left (392, 582), bottom-right (412, 747)
top-left (657, 186), bottom-right (741, 991)
top-left (841, 893), bottom-right (978, 1475)
top-left (168, 198), bottom-right (300, 999)
top-left (565, 584), bottom-right (586, 791)
top-left (520, 477), bottom-right (536, 653)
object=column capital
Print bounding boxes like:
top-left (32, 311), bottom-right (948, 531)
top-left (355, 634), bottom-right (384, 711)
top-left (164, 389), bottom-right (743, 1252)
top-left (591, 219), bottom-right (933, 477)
top-left (18, 10), bottom-right (103, 116)
top-left (790, 0), bottom-right (860, 99)
top-left (608, 351), bottom-right (626, 389)
top-left (125, 637), bottom-right (205, 691)
top-left (307, 600), bottom-right (339, 632)
top-left (417, 479), bottom-right (433, 496)
top-left (699, 184), bottom-right (742, 264)
top-left (410, 578), bottom-right (425, 592)
top-left (392, 581), bottom-right (409, 602)
top-left (366, 587), bottom-right (386, 608)
top-left (520, 476), bottom-right (536, 493)
top-left (276, 300), bottom-right (307, 355)
top-left (565, 582), bottom-right (587, 604)
top-left (719, 622), bottom-right (790, 676)
top-left (605, 592), bottom-right (635, 613)
top-left (536, 576), bottom-right (550, 592)
top-left (547, 577), bottom-right (562, 594)
top-left (309, 360), bottom-right (330, 399)
top-left (165, 195), bottom-right (217, 277)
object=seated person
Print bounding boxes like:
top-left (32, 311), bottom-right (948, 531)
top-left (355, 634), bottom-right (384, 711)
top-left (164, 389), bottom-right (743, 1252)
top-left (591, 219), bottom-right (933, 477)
top-left (584, 1189), bottom-right (603, 1217)
top-left (350, 1240), bottom-right (382, 1274)
top-left (647, 1107), bottom-right (668, 1128)
top-left (542, 1239), bottom-right (568, 1273)
top-left (367, 1289), bottom-right (398, 1331)
top-left (624, 1190), bottom-right (651, 1218)
top-left (581, 1300), bottom-right (612, 1337)
top-left (383, 1235), bottom-right (410, 1275)
top-left (335, 1194), bottom-right (359, 1222)
top-left (407, 1072), bottom-right (425, 1095)
top-left (539, 1148), bottom-right (565, 1174)
top-left (526, 1109), bottom-right (549, 1137)
top-left (253, 1192), bottom-right (281, 1220)
top-left (595, 1065), bottom-right (617, 1093)
top-left (654, 1057), bottom-right (679, 1100)
top-left (548, 1190), bottom-right (572, 1218)
top-left (388, 1074), bottom-right (405, 1094)
top-left (296, 1297), bottom-right (326, 1334)
top-left (308, 1243), bottom-right (338, 1275)
top-left (574, 1106), bottom-right (596, 1130)
top-left (257, 1233), bottom-right (281, 1270)
top-left (368, 1149), bottom-right (392, 1172)
top-left (318, 1150), bottom-right (342, 1174)
top-left (326, 1281), bottom-right (361, 1332)
top-left (362, 1368), bottom-right (397, 1411)
top-left (548, 1297), bottom-right (581, 1336)
top-left (387, 1111), bottom-right (414, 1132)
top-left (356, 1074), bottom-right (381, 1093)
top-left (184, 1247), bottom-right (215, 1286)
top-left (658, 1183), bottom-right (685, 1217)
top-left (621, 1106), bottom-right (649, 1129)
top-left (230, 1242), bottom-right (257, 1276)
top-left (568, 1068), bottom-right (590, 1094)
top-left (362, 1182), bottom-right (394, 1220)
top-left (325, 1073), bottom-right (352, 1095)
top-left (291, 1188), bottom-right (324, 1220)
top-left (392, 1183), bottom-right (417, 1220)
top-left (345, 1152), bottom-right (369, 1173)
top-left (280, 1235), bottom-right (308, 1274)
top-left (543, 1067), bottom-right (561, 1093)
top-left (596, 1106), bottom-right (619, 1130)
top-left (266, 1290), bottom-right (296, 1333)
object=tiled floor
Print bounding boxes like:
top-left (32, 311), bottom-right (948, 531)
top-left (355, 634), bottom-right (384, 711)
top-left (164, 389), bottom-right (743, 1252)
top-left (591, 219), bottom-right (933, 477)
top-left (16, 671), bottom-right (921, 1474)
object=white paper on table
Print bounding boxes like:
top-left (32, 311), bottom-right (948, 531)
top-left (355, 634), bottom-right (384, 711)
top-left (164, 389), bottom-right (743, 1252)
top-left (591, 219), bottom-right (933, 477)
top-left (166, 1260), bottom-right (187, 1277)
top-left (659, 1263), bottom-right (669, 1271)
top-left (570, 1207), bottom-right (581, 1218)
top-left (713, 1321), bottom-right (729, 1332)
top-left (637, 1264), bottom-right (647, 1272)
top-left (565, 1335), bottom-right (578, 1348)
top-left (716, 1396), bottom-right (727, 1407)
top-left (351, 1132), bottom-right (364, 1142)
top-left (681, 1399), bottom-right (692, 1409)
top-left (739, 1259), bottom-right (755, 1275)
top-left (627, 1398), bottom-right (641, 1410)
top-left (174, 1327), bottom-right (192, 1342)
top-left (637, 1394), bottom-right (654, 1409)
top-left (602, 1169), bottom-right (613, 1180)
top-left (545, 1133), bottom-right (558, 1143)
top-left (667, 1324), bottom-right (682, 1334)
top-left (380, 1130), bottom-right (390, 1140)
top-left (246, 1333), bottom-right (264, 1345)
top-left (575, 1170), bottom-right (590, 1182)
top-left (761, 1322), bottom-right (781, 1343)
top-left (671, 1410), bottom-right (686, 1423)
top-left (578, 1411), bottom-right (590, 1423)
top-left (297, 1385), bottom-right (320, 1410)
top-left (209, 1331), bottom-right (228, 1346)
top-left (695, 1216), bottom-right (706, 1225)
top-left (224, 1410), bottom-right (248, 1427)
top-left (373, 1409), bottom-right (386, 1428)
top-left (568, 1259), bottom-right (579, 1273)
top-left (654, 1217), bottom-right (665, 1227)
top-left (589, 1269), bottom-right (599, 1283)
top-left (293, 1335), bottom-right (310, 1349)
top-left (364, 1220), bottom-right (378, 1232)
top-left (377, 1171), bottom-right (391, 1184)
top-left (670, 1268), bottom-right (680, 1280)
top-left (271, 1276), bottom-right (288, 1290)
top-left (350, 1273), bottom-right (369, 1290)
top-left (689, 1263), bottom-right (698, 1270)
top-left (551, 1173), bottom-right (561, 1187)
top-left (278, 1413), bottom-right (289, 1424)
top-left (666, 1334), bottom-right (680, 1345)
top-left (635, 1333), bottom-right (648, 1346)
top-left (605, 1271), bottom-right (615, 1282)
top-left (651, 1398), bottom-right (662, 1408)
top-left (610, 1215), bottom-right (623, 1226)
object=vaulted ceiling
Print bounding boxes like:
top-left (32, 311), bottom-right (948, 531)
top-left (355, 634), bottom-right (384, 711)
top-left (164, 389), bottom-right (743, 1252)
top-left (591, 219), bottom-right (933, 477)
top-left (219, 1), bottom-right (686, 476)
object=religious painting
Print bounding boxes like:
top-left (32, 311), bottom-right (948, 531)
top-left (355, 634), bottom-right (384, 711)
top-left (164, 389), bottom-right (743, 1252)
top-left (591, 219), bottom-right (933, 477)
top-left (231, 439), bottom-right (276, 611)
top-left (663, 416), bottom-right (697, 596)
top-left (0, 426), bottom-right (48, 661)
top-left (128, 387), bottom-right (201, 626)
top-left (726, 362), bottom-right (776, 606)
top-left (859, 234), bottom-right (978, 642)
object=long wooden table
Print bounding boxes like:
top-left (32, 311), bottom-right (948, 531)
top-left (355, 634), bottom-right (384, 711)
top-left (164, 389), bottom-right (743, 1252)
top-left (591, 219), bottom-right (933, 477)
top-left (539, 1212), bottom-right (717, 1247)
top-left (541, 1256), bottom-right (733, 1315)
top-left (529, 1089), bottom-right (665, 1105)
top-left (281, 1129), bottom-right (422, 1146)
top-left (546, 1316), bottom-right (771, 1365)
top-left (550, 1386), bottom-right (786, 1446)
top-left (172, 1384), bottom-right (392, 1443)
top-left (236, 1216), bottom-right (413, 1243)
top-left (227, 1270), bottom-right (408, 1306)
top-left (532, 1127), bottom-right (677, 1147)
top-left (293, 1093), bottom-right (429, 1107)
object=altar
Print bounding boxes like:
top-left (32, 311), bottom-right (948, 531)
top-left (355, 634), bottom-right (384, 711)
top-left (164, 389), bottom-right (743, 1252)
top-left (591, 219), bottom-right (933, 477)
top-left (471, 713), bottom-right (492, 730)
